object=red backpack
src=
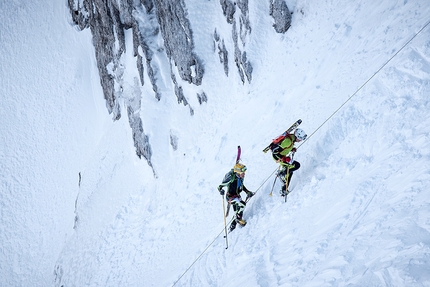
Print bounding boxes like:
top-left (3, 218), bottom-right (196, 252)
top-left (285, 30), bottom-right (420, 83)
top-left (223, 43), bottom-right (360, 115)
top-left (270, 133), bottom-right (294, 151)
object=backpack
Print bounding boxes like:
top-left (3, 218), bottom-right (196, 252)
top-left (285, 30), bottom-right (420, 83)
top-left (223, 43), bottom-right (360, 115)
top-left (269, 132), bottom-right (294, 152)
top-left (221, 169), bottom-right (235, 185)
top-left (272, 132), bottom-right (287, 145)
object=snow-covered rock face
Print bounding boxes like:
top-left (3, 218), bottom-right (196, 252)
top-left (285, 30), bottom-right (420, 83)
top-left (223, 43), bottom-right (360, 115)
top-left (270, 0), bottom-right (292, 33)
top-left (67, 0), bottom-right (291, 166)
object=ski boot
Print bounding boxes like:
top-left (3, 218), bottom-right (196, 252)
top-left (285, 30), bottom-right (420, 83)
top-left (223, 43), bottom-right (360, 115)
top-left (229, 223), bottom-right (236, 233)
top-left (237, 218), bottom-right (247, 227)
top-left (280, 186), bottom-right (290, 197)
top-left (230, 218), bottom-right (246, 232)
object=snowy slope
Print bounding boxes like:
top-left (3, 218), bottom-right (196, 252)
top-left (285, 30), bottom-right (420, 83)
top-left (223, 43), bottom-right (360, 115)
top-left (1, 0), bottom-right (430, 286)
top-left (0, 1), bottom-right (108, 286)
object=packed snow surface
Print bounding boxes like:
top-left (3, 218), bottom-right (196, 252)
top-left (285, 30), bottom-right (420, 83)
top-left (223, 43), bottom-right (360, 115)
top-left (1, 0), bottom-right (430, 286)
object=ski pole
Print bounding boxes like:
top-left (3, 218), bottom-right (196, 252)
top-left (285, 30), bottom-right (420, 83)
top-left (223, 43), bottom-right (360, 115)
top-left (221, 195), bottom-right (228, 249)
top-left (269, 166), bottom-right (280, 196)
top-left (284, 151), bottom-right (295, 202)
top-left (284, 166), bottom-right (290, 202)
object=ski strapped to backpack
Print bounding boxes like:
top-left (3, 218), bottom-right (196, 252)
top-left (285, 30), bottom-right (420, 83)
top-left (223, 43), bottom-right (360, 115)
top-left (225, 146), bottom-right (241, 218)
top-left (263, 119), bottom-right (302, 153)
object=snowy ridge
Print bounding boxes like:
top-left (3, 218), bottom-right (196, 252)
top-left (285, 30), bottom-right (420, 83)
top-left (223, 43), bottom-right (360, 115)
top-left (1, 0), bottom-right (430, 286)
top-left (175, 30), bottom-right (430, 285)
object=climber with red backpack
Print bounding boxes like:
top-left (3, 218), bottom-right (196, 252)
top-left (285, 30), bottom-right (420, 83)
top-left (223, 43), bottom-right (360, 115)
top-left (268, 128), bottom-right (307, 196)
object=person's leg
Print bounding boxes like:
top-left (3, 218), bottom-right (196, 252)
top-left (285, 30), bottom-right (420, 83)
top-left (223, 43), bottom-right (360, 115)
top-left (286, 161), bottom-right (300, 187)
top-left (278, 166), bottom-right (288, 195)
top-left (231, 198), bottom-right (246, 227)
top-left (229, 218), bottom-right (237, 232)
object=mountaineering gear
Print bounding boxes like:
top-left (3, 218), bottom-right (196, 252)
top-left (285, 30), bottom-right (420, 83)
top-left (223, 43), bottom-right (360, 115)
top-left (280, 187), bottom-right (290, 196)
top-left (278, 162), bottom-right (300, 189)
top-left (218, 184), bottom-right (226, 196)
top-left (265, 121), bottom-right (305, 200)
top-left (245, 191), bottom-right (255, 202)
top-left (268, 126), bottom-right (306, 167)
top-left (277, 162), bottom-right (299, 202)
top-left (226, 189), bottom-right (251, 223)
top-left (270, 132), bottom-right (301, 165)
top-left (263, 119), bottom-right (302, 153)
top-left (219, 146), bottom-right (245, 191)
top-left (269, 126), bottom-right (305, 181)
top-left (294, 128), bottom-right (307, 141)
top-left (269, 166), bottom-right (280, 196)
top-left (229, 217), bottom-right (247, 232)
top-left (225, 189), bottom-right (254, 218)
top-left (236, 145), bottom-right (241, 163)
top-left (219, 188), bottom-right (225, 196)
top-left (237, 218), bottom-right (246, 225)
top-left (229, 223), bottom-right (235, 232)
top-left (218, 146), bottom-right (254, 236)
top-left (269, 133), bottom-right (294, 157)
top-left (218, 146), bottom-right (253, 233)
top-left (278, 165), bottom-right (292, 203)
top-left (233, 163), bottom-right (247, 173)
top-left (222, 194), bottom-right (229, 249)
top-left (219, 163), bottom-right (251, 199)
top-left (223, 146), bottom-right (244, 218)
top-left (221, 146), bottom-right (242, 248)
top-left (283, 156), bottom-right (292, 163)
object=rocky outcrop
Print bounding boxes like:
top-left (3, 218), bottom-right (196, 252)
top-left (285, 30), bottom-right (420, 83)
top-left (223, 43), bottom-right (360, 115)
top-left (213, 29), bottom-right (229, 77)
top-left (68, 0), bottom-right (123, 119)
top-left (67, 0), bottom-right (293, 166)
top-left (68, 0), bottom-right (203, 168)
top-left (219, 0), bottom-right (253, 84)
top-left (154, 0), bottom-right (204, 86)
top-left (270, 0), bottom-right (292, 33)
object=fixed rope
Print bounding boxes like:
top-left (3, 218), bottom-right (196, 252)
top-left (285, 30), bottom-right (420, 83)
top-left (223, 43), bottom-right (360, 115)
top-left (297, 19), bottom-right (430, 149)
top-left (172, 19), bottom-right (430, 287)
top-left (172, 168), bottom-right (276, 286)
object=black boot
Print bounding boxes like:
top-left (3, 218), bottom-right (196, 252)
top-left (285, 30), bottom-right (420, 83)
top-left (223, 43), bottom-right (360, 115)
top-left (280, 185), bottom-right (290, 196)
top-left (237, 218), bottom-right (247, 226)
top-left (229, 220), bottom-right (237, 232)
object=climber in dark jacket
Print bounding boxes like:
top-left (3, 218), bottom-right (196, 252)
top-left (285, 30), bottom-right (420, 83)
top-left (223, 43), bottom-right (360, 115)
top-left (218, 162), bottom-right (254, 232)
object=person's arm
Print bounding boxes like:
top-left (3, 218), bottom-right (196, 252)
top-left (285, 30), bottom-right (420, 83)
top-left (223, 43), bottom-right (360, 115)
top-left (243, 186), bottom-right (255, 201)
top-left (218, 171), bottom-right (233, 194)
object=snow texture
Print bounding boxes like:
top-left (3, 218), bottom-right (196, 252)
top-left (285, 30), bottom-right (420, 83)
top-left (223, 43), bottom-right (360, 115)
top-left (1, 0), bottom-right (430, 286)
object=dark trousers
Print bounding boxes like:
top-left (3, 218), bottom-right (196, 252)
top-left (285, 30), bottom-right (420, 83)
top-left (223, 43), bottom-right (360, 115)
top-left (228, 197), bottom-right (246, 231)
top-left (279, 161), bottom-right (300, 189)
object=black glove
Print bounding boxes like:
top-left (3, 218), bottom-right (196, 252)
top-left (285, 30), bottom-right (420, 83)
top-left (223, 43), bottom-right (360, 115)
top-left (291, 147), bottom-right (297, 153)
top-left (218, 186), bottom-right (225, 195)
top-left (245, 191), bottom-right (255, 202)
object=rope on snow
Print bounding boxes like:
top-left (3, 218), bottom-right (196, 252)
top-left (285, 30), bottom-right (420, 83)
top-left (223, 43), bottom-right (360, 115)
top-left (171, 19), bottom-right (430, 287)
top-left (297, 19), bottom-right (430, 150)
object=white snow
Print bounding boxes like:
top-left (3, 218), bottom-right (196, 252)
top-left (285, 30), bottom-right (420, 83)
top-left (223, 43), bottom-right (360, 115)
top-left (1, 0), bottom-right (430, 286)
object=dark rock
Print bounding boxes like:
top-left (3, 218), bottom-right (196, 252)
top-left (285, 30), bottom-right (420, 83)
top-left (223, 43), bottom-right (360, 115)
top-left (219, 0), bottom-right (253, 84)
top-left (220, 0), bottom-right (236, 24)
top-left (170, 132), bottom-right (178, 150)
top-left (66, 0), bottom-right (288, 164)
top-left (67, 0), bottom-right (206, 165)
top-left (127, 105), bottom-right (153, 169)
top-left (154, 0), bottom-right (204, 86)
top-left (197, 92), bottom-right (208, 104)
top-left (270, 0), bottom-right (292, 33)
top-left (214, 29), bottom-right (229, 76)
